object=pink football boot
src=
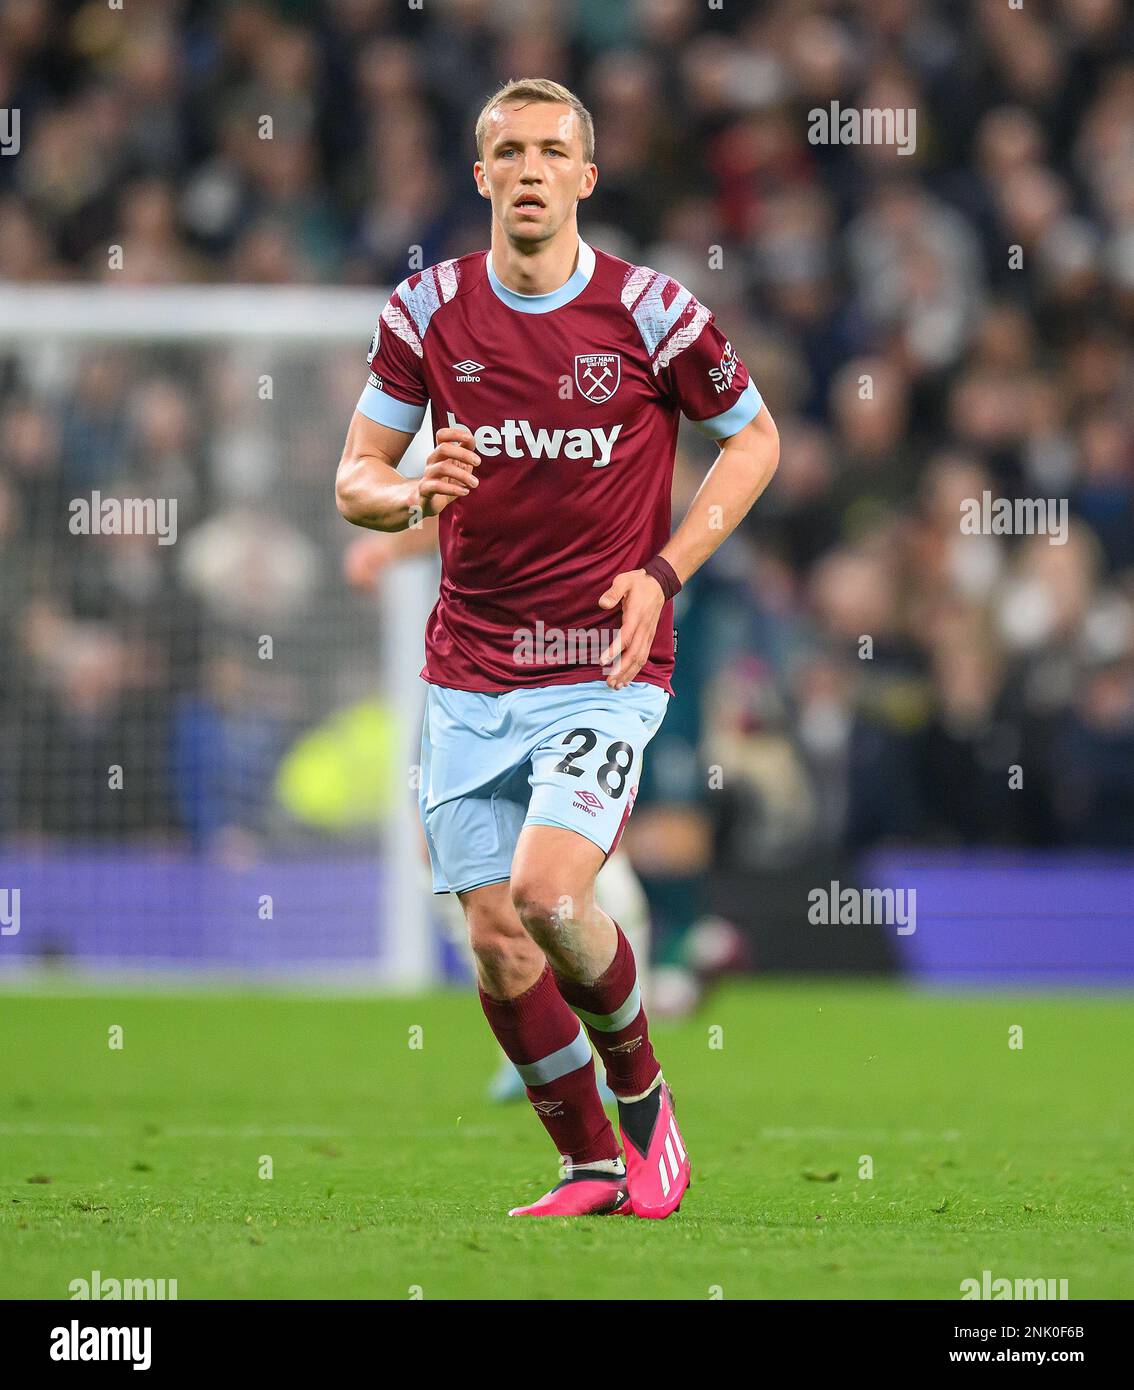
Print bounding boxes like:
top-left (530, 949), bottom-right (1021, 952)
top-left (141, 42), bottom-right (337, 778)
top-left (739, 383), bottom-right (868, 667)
top-left (508, 1175), bottom-right (632, 1217)
top-left (619, 1083), bottom-right (690, 1219)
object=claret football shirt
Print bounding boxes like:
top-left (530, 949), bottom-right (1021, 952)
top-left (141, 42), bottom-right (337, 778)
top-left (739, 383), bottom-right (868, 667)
top-left (359, 238), bottom-right (763, 695)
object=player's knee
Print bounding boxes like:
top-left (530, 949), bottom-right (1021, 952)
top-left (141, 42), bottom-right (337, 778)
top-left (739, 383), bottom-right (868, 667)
top-left (466, 906), bottom-right (535, 973)
top-left (510, 878), bottom-right (583, 945)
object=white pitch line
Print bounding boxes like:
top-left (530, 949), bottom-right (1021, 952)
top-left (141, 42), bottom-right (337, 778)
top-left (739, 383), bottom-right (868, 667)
top-left (0, 1123), bottom-right (104, 1137)
top-left (164, 1126), bottom-right (347, 1138)
top-left (0, 1123), bottom-right (347, 1139)
top-left (760, 1127), bottom-right (963, 1142)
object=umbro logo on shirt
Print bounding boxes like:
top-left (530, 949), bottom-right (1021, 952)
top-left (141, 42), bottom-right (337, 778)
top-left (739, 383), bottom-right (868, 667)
top-left (452, 359), bottom-right (484, 381)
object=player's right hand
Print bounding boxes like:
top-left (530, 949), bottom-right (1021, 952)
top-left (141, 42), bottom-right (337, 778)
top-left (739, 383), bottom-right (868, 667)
top-left (416, 427), bottom-right (480, 516)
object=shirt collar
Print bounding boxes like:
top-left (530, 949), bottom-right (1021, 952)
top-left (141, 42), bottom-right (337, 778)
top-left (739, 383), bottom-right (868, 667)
top-left (485, 239), bottom-right (595, 314)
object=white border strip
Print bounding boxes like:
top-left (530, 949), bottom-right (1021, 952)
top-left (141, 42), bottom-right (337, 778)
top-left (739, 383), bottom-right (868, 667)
top-left (0, 285), bottom-right (383, 342)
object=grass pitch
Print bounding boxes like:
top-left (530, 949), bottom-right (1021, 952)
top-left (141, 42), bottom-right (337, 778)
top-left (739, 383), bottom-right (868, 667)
top-left (1, 980), bottom-right (1130, 1300)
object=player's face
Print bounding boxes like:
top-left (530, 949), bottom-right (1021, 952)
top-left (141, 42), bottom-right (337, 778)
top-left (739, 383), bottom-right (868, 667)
top-left (475, 102), bottom-right (597, 246)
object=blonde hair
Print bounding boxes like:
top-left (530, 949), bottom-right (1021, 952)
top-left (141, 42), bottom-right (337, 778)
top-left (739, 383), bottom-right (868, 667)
top-left (475, 78), bottom-right (595, 163)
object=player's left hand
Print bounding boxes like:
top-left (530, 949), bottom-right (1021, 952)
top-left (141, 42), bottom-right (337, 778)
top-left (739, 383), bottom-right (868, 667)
top-left (597, 569), bottom-right (666, 690)
top-left (343, 533), bottom-right (394, 592)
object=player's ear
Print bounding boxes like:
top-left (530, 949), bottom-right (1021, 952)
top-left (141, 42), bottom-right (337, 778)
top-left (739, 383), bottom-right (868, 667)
top-left (577, 163), bottom-right (598, 202)
top-left (473, 162), bottom-right (491, 198)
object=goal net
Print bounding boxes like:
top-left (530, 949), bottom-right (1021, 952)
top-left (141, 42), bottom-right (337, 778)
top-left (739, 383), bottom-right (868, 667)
top-left (0, 285), bottom-right (440, 988)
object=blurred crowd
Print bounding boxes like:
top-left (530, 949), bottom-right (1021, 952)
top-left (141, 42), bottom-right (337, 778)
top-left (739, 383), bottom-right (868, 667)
top-left (2, 0), bottom-right (1134, 858)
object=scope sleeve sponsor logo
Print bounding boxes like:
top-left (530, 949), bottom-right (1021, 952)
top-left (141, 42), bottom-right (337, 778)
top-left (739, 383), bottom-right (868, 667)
top-left (709, 341), bottom-right (738, 394)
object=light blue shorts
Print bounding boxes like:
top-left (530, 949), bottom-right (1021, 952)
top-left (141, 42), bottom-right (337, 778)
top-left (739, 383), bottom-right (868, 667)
top-left (418, 680), bottom-right (670, 894)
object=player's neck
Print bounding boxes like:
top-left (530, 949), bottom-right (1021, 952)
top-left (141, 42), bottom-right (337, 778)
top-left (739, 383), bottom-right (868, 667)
top-left (489, 224), bottom-right (581, 297)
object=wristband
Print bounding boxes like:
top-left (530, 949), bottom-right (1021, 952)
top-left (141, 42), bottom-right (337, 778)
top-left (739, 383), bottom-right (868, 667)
top-left (643, 555), bottom-right (682, 601)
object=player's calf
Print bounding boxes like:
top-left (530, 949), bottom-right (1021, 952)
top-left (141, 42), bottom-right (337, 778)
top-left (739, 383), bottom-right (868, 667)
top-left (512, 880), bottom-right (664, 1111)
top-left (464, 888), bottom-right (545, 998)
top-left (551, 919), bottom-right (691, 1219)
top-left (539, 913), bottom-right (661, 1102)
top-left (478, 964), bottom-right (617, 1162)
top-left (462, 883), bottom-right (623, 1207)
top-left (510, 829), bottom-right (690, 1216)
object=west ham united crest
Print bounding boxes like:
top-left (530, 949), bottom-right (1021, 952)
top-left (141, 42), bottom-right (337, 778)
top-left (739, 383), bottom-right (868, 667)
top-left (574, 353), bottom-right (621, 404)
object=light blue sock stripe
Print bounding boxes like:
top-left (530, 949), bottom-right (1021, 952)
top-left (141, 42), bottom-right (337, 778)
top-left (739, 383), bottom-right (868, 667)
top-left (572, 980), bottom-right (641, 1033)
top-left (514, 1025), bottom-right (592, 1087)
